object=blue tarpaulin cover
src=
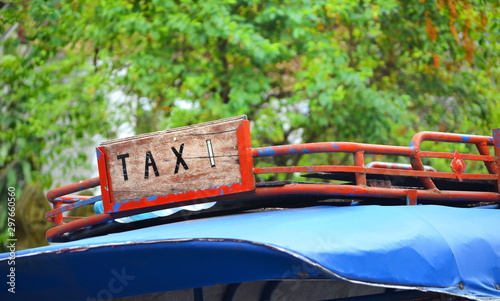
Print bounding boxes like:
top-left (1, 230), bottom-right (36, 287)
top-left (1, 205), bottom-right (499, 300)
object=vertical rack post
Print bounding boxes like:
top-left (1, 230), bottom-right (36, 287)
top-left (354, 151), bottom-right (366, 186)
top-left (53, 200), bottom-right (63, 225)
top-left (493, 128), bottom-right (500, 193)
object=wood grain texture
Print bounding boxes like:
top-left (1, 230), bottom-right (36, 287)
top-left (100, 116), bottom-right (248, 202)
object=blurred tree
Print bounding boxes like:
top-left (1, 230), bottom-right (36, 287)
top-left (1, 0), bottom-right (498, 248)
top-left (15, 184), bottom-right (51, 250)
top-left (0, 1), bottom-right (114, 250)
top-left (63, 0), bottom-right (498, 166)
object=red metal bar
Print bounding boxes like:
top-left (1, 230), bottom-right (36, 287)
top-left (252, 143), bottom-right (496, 161)
top-left (236, 120), bottom-right (256, 194)
top-left (418, 151), bottom-right (494, 161)
top-left (45, 128), bottom-right (500, 242)
top-left (409, 153), bottom-right (438, 190)
top-left (409, 131), bottom-right (493, 189)
top-left (46, 213), bottom-right (114, 241)
top-left (252, 134), bottom-right (496, 192)
top-left (46, 177), bottom-right (100, 202)
top-left (96, 147), bottom-right (113, 213)
top-left (493, 128), bottom-right (500, 193)
top-left (354, 151), bottom-right (366, 186)
top-left (253, 166), bottom-right (497, 181)
top-left (253, 184), bottom-right (500, 203)
top-left (410, 131), bottom-right (493, 149)
top-left (52, 195), bottom-right (93, 204)
top-left (63, 216), bottom-right (82, 221)
top-left (406, 190), bottom-right (418, 205)
top-left (45, 179), bottom-right (100, 226)
top-left (476, 142), bottom-right (496, 174)
top-left (252, 142), bottom-right (414, 157)
top-left (53, 201), bottom-right (63, 225)
top-left (45, 196), bottom-right (101, 222)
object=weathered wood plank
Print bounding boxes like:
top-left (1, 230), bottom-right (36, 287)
top-left (99, 116), bottom-right (252, 203)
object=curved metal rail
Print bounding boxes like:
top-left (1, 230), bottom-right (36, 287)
top-left (45, 129), bottom-right (500, 242)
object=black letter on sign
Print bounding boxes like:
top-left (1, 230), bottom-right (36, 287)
top-left (171, 144), bottom-right (188, 174)
top-left (144, 151), bottom-right (160, 179)
top-left (117, 153), bottom-right (130, 181)
top-left (206, 139), bottom-right (216, 167)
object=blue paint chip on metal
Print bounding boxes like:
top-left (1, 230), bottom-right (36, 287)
top-left (112, 203), bottom-right (122, 212)
top-left (461, 135), bottom-right (471, 142)
top-left (493, 129), bottom-right (500, 147)
top-left (409, 141), bottom-right (415, 151)
top-left (288, 147), bottom-right (299, 154)
top-left (109, 199), bottom-right (132, 212)
top-left (258, 147), bottom-right (277, 157)
top-left (96, 149), bottom-right (102, 160)
top-left (488, 136), bottom-right (497, 147)
top-left (331, 143), bottom-right (340, 149)
top-left (146, 196), bottom-right (157, 202)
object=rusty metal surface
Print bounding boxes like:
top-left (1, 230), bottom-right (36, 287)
top-left (493, 128), bottom-right (500, 192)
top-left (252, 130), bottom-right (497, 191)
top-left (44, 126), bottom-right (500, 242)
top-left (252, 184), bottom-right (499, 202)
top-left (45, 196), bottom-right (100, 223)
top-left (46, 177), bottom-right (100, 203)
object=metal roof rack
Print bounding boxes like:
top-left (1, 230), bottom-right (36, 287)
top-left (45, 117), bottom-right (500, 242)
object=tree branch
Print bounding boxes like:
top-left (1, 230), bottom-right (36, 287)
top-left (0, 157), bottom-right (21, 184)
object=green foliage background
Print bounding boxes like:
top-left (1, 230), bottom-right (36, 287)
top-left (1, 0), bottom-right (499, 249)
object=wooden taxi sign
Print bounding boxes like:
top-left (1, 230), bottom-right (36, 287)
top-left (96, 116), bottom-right (255, 213)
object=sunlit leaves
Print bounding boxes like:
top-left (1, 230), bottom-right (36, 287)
top-left (0, 3), bottom-right (114, 240)
top-left (1, 0), bottom-right (498, 191)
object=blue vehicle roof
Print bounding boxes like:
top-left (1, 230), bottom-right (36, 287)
top-left (1, 204), bottom-right (500, 300)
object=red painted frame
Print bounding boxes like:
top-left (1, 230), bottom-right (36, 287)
top-left (45, 126), bottom-right (500, 242)
top-left (97, 120), bottom-right (255, 214)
